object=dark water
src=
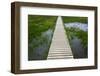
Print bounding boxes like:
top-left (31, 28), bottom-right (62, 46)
top-left (70, 37), bottom-right (87, 58)
top-left (64, 22), bottom-right (88, 58)
top-left (28, 29), bottom-right (53, 60)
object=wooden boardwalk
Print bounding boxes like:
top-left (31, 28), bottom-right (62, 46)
top-left (47, 16), bottom-right (73, 59)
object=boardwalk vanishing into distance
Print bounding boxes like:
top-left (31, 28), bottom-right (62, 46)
top-left (47, 16), bottom-right (73, 59)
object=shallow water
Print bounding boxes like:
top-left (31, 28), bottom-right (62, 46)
top-left (65, 22), bottom-right (88, 31)
top-left (28, 29), bottom-right (53, 60)
top-left (64, 22), bottom-right (88, 58)
top-left (70, 37), bottom-right (87, 58)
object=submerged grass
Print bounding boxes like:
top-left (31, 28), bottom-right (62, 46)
top-left (64, 27), bottom-right (88, 49)
top-left (62, 16), bottom-right (88, 58)
top-left (28, 15), bottom-right (57, 60)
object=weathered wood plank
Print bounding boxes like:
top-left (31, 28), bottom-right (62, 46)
top-left (47, 16), bottom-right (73, 59)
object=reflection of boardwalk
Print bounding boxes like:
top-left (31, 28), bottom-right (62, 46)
top-left (47, 16), bottom-right (73, 59)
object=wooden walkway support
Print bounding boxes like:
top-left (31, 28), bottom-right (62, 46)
top-left (47, 16), bottom-right (73, 59)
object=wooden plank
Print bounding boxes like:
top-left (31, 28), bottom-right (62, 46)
top-left (47, 16), bottom-right (73, 60)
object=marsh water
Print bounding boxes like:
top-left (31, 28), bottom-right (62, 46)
top-left (64, 22), bottom-right (88, 58)
top-left (65, 22), bottom-right (88, 32)
top-left (70, 37), bottom-right (87, 58)
top-left (28, 21), bottom-right (88, 60)
top-left (28, 29), bottom-right (53, 60)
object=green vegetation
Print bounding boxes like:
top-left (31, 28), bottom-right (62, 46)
top-left (64, 27), bottom-right (88, 49)
top-left (62, 16), bottom-right (88, 23)
top-left (62, 16), bottom-right (88, 48)
top-left (28, 15), bottom-right (57, 60)
top-left (62, 16), bottom-right (88, 58)
top-left (28, 15), bottom-right (57, 43)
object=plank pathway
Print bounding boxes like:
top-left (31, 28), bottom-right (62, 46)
top-left (47, 16), bottom-right (73, 59)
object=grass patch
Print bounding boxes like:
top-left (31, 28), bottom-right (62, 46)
top-left (28, 15), bottom-right (57, 43)
top-left (62, 16), bottom-right (88, 23)
top-left (28, 15), bottom-right (57, 60)
top-left (64, 27), bottom-right (88, 49)
top-left (62, 16), bottom-right (88, 58)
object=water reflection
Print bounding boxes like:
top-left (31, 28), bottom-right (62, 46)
top-left (28, 29), bottom-right (53, 60)
top-left (70, 37), bottom-right (87, 58)
top-left (64, 22), bottom-right (88, 58)
top-left (65, 22), bottom-right (88, 31)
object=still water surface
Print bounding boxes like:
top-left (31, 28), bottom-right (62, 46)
top-left (64, 22), bottom-right (88, 58)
